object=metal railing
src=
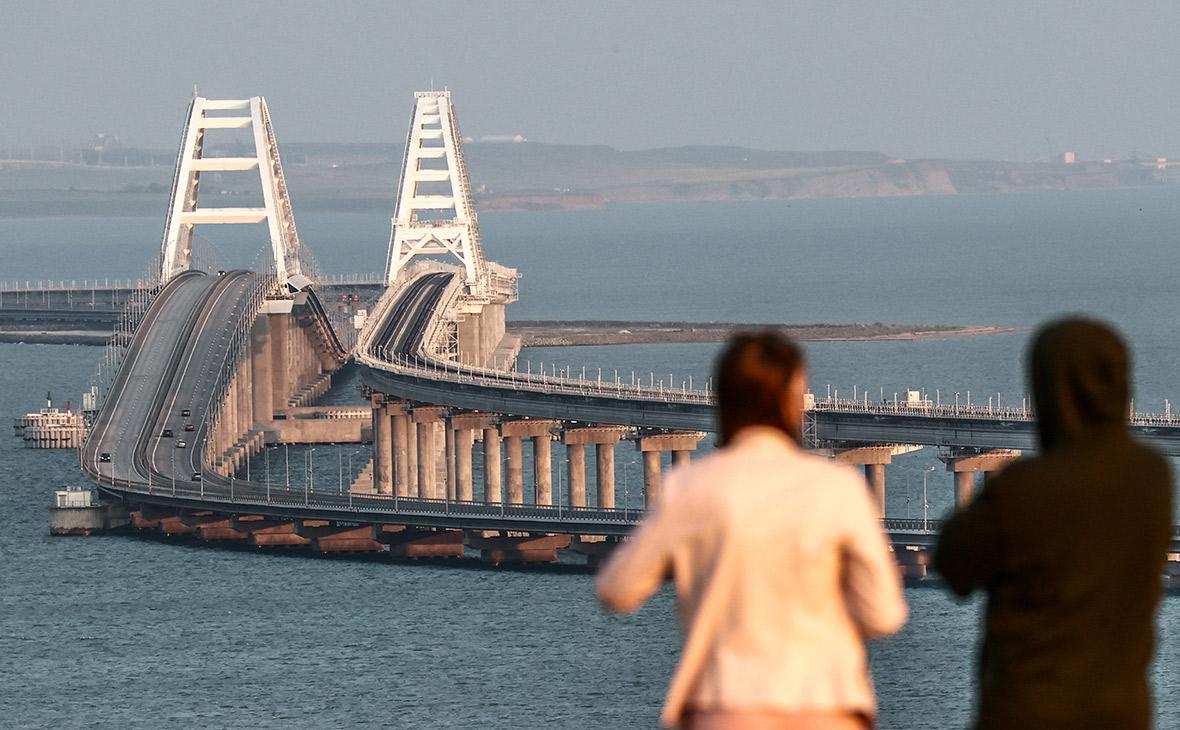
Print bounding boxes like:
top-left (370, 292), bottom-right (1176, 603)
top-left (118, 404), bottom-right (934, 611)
top-left (357, 271), bottom-right (715, 406)
top-left (811, 390), bottom-right (1180, 427)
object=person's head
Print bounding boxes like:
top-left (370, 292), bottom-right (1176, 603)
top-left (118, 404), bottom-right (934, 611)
top-left (715, 329), bottom-right (808, 446)
top-left (1028, 317), bottom-right (1130, 451)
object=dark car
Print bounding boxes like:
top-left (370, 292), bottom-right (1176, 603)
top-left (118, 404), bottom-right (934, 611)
top-left (192, 472), bottom-right (202, 481)
top-left (181, 409), bottom-right (191, 418)
top-left (162, 428), bottom-right (174, 438)
top-left (176, 440), bottom-right (187, 449)
top-left (184, 423), bottom-right (195, 432)
top-left (99, 452), bottom-right (111, 463)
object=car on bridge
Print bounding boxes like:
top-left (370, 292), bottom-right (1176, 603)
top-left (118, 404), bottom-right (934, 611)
top-left (162, 428), bottom-right (174, 438)
top-left (191, 472), bottom-right (201, 481)
top-left (176, 440), bottom-right (187, 449)
top-left (99, 452), bottom-right (111, 463)
top-left (184, 423), bottom-right (194, 432)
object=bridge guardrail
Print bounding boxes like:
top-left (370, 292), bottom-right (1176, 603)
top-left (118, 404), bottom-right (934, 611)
top-left (811, 395), bottom-right (1180, 428)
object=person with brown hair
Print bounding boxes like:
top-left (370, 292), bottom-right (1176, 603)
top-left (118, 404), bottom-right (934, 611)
top-left (597, 330), bottom-right (907, 729)
top-left (936, 318), bottom-right (1172, 729)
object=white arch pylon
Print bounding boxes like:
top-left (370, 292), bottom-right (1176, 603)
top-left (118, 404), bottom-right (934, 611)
top-left (159, 96), bottom-right (304, 291)
top-left (385, 90), bottom-right (487, 295)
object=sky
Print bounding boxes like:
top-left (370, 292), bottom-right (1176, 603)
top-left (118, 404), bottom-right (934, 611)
top-left (4, 1), bottom-right (1180, 161)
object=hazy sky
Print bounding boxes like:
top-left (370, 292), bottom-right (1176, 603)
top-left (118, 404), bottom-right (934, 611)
top-left (5, 1), bottom-right (1180, 160)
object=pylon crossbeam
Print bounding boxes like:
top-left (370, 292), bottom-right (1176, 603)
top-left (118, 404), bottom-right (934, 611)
top-left (159, 96), bottom-right (304, 290)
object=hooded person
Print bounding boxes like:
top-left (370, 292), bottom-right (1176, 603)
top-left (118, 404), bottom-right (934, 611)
top-left (935, 318), bottom-right (1172, 730)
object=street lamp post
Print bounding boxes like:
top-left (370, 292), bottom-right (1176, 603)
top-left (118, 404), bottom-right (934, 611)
top-left (923, 466), bottom-right (936, 531)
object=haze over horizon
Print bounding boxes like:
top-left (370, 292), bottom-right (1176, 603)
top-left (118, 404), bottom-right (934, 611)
top-left (5, 1), bottom-right (1180, 162)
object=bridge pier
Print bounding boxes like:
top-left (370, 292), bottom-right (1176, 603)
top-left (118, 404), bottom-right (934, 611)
top-left (483, 425), bottom-right (502, 503)
top-left (451, 413), bottom-right (497, 502)
top-left (941, 449), bottom-right (1021, 507)
top-left (635, 432), bottom-right (706, 506)
top-left (444, 424), bottom-right (456, 500)
top-left (372, 396), bottom-right (393, 496)
top-left (504, 434), bottom-right (524, 504)
top-left (267, 312), bottom-right (289, 416)
top-left (495, 419), bottom-right (554, 504)
top-left (392, 405), bottom-right (411, 496)
top-left (831, 444), bottom-right (923, 515)
top-left (562, 426), bottom-right (628, 509)
top-left (563, 440), bottom-right (587, 507)
top-left (412, 407), bottom-right (448, 499)
top-left (250, 316), bottom-right (273, 424)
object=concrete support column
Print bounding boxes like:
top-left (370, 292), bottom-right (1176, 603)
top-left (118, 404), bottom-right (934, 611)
top-left (391, 408), bottom-right (410, 497)
top-left (500, 420), bottom-right (559, 506)
top-left (832, 444), bottom-right (923, 517)
top-left (268, 312), bottom-right (288, 415)
top-left (941, 448), bottom-right (1021, 510)
top-left (483, 427), bottom-right (502, 503)
top-left (636, 432), bottom-right (705, 507)
top-left (567, 443), bottom-right (586, 507)
top-left (412, 407), bottom-right (447, 500)
top-left (239, 365), bottom-right (252, 433)
top-left (249, 317), bottom-right (273, 425)
top-left (955, 471), bottom-right (975, 508)
top-left (450, 413), bottom-right (499, 503)
top-left (642, 451), bottom-right (662, 507)
top-left (226, 373), bottom-right (239, 448)
top-left (456, 429), bottom-right (474, 501)
top-left (865, 463), bottom-right (886, 513)
top-left (374, 400), bottom-right (393, 496)
top-left (417, 420), bottom-right (435, 498)
top-left (534, 434), bottom-right (553, 506)
top-left (445, 423), bottom-right (456, 501)
top-left (406, 422), bottom-right (419, 497)
top-left (505, 435), bottom-right (523, 504)
top-left (596, 443), bottom-right (616, 509)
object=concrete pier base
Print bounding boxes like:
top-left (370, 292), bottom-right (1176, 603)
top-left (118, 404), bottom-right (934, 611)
top-left (466, 531), bottom-right (571, 565)
top-left (382, 528), bottom-right (465, 558)
top-left (570, 535), bottom-right (622, 567)
top-left (197, 519), bottom-right (250, 541)
top-left (248, 521), bottom-right (312, 547)
top-left (312, 525), bottom-right (383, 553)
top-left (893, 545), bottom-right (930, 580)
top-left (49, 501), bottom-right (130, 536)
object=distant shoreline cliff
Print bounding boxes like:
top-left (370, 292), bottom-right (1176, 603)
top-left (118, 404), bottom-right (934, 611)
top-left (1, 142), bottom-right (1173, 217)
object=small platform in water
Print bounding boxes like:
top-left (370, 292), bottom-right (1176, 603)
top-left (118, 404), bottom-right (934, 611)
top-left (13, 392), bottom-right (88, 448)
top-left (49, 486), bottom-right (129, 536)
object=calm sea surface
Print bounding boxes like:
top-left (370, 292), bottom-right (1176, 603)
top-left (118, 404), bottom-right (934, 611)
top-left (3, 189), bottom-right (1180, 728)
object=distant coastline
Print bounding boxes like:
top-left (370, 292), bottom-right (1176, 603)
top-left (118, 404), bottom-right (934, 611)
top-left (510, 321), bottom-right (1022, 347)
top-left (0, 322), bottom-right (1021, 347)
top-left (2, 141), bottom-right (1176, 217)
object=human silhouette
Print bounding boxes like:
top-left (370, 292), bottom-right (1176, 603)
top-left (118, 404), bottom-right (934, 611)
top-left (597, 330), bottom-right (906, 729)
top-left (936, 318), bottom-right (1172, 729)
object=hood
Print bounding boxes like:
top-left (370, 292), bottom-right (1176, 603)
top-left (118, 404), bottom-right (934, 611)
top-left (1029, 318), bottom-right (1129, 451)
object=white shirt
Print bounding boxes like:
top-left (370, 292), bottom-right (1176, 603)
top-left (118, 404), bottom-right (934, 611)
top-left (597, 427), bottom-right (907, 727)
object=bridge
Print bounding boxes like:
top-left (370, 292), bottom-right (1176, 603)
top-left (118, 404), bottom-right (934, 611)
top-left (78, 91), bottom-right (1180, 572)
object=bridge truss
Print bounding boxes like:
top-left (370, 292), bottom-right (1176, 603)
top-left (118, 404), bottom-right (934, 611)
top-left (385, 91), bottom-right (491, 297)
top-left (159, 96), bottom-right (306, 292)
